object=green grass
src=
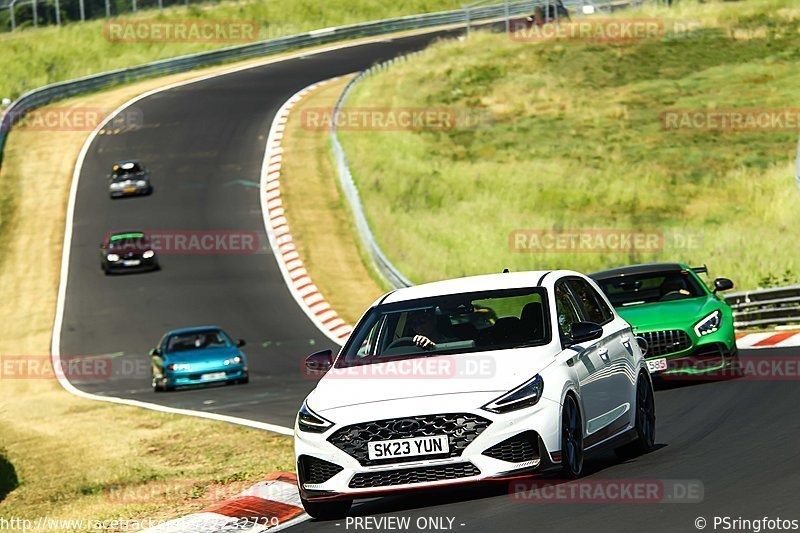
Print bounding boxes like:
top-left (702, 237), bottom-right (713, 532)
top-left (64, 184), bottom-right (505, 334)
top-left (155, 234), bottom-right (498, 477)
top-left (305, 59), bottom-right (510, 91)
top-left (0, 0), bottom-right (460, 102)
top-left (340, 0), bottom-right (800, 290)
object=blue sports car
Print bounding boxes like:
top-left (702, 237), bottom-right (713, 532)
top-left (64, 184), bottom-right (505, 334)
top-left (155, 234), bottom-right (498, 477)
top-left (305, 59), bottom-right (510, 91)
top-left (149, 326), bottom-right (249, 392)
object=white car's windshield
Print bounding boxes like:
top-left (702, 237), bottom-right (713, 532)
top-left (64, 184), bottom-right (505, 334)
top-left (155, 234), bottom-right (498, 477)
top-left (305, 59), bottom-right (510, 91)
top-left (338, 288), bottom-right (550, 367)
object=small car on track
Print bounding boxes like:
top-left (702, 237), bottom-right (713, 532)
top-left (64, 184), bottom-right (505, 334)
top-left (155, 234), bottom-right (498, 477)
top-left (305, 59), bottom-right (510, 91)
top-left (108, 160), bottom-right (152, 198)
top-left (149, 326), bottom-right (249, 392)
top-left (590, 263), bottom-right (736, 378)
top-left (100, 230), bottom-right (159, 275)
top-left (294, 271), bottom-right (655, 519)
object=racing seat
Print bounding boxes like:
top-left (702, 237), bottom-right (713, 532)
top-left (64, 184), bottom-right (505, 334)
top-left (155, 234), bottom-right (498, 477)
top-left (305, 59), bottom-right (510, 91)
top-left (520, 302), bottom-right (545, 341)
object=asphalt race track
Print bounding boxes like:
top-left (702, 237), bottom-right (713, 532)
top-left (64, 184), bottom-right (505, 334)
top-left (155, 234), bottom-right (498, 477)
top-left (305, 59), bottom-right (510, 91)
top-left (57, 24), bottom-right (800, 531)
top-left (59, 26), bottom-right (492, 428)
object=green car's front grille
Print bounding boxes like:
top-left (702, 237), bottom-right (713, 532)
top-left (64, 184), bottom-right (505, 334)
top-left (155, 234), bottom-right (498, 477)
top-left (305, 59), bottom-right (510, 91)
top-left (639, 329), bottom-right (692, 357)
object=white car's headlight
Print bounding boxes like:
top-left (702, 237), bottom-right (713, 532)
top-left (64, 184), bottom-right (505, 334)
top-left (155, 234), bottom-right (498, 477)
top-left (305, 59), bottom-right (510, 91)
top-left (106, 253), bottom-right (120, 262)
top-left (142, 250), bottom-right (155, 259)
top-left (482, 374), bottom-right (544, 414)
top-left (136, 180), bottom-right (147, 187)
top-left (297, 401), bottom-right (333, 433)
top-left (110, 183), bottom-right (122, 189)
top-left (694, 310), bottom-right (722, 337)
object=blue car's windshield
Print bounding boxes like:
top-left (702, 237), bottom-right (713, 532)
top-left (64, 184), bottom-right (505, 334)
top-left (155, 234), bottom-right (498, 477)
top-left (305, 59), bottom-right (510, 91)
top-left (167, 330), bottom-right (230, 352)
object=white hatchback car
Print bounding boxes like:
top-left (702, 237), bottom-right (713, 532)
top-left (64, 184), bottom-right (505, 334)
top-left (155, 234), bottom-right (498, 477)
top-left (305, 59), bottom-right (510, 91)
top-left (294, 271), bottom-right (656, 518)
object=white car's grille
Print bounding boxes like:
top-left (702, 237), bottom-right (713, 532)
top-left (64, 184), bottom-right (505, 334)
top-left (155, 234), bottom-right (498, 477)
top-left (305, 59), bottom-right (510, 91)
top-left (328, 413), bottom-right (491, 466)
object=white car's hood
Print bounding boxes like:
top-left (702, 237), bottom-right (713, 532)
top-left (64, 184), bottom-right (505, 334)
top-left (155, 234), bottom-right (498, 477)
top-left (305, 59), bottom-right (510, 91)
top-left (309, 346), bottom-right (559, 412)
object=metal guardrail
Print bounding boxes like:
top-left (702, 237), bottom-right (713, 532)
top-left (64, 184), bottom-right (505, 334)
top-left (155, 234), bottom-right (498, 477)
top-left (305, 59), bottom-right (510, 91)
top-left (727, 286), bottom-right (800, 329)
top-left (0, 0), bottom-right (552, 166)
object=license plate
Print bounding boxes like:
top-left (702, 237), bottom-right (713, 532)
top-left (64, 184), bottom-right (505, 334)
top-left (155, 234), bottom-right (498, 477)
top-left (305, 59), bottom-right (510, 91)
top-left (201, 372), bottom-right (226, 380)
top-left (367, 435), bottom-right (449, 460)
top-left (122, 260), bottom-right (140, 266)
top-left (123, 187), bottom-right (137, 193)
top-left (646, 358), bottom-right (668, 373)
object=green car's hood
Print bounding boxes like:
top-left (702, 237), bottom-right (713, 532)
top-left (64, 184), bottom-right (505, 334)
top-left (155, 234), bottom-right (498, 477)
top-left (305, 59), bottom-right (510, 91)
top-left (615, 297), bottom-right (716, 332)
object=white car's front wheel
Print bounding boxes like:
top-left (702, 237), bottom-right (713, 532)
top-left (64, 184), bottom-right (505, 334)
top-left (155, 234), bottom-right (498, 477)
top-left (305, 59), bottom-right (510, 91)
top-left (561, 394), bottom-right (584, 478)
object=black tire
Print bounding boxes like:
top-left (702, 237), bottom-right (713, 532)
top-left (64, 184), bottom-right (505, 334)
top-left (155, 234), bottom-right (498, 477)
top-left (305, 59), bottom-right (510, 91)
top-left (238, 374), bottom-right (249, 385)
top-left (300, 497), bottom-right (352, 520)
top-left (561, 394), bottom-right (584, 478)
top-left (615, 374), bottom-right (656, 459)
top-left (152, 372), bottom-right (171, 392)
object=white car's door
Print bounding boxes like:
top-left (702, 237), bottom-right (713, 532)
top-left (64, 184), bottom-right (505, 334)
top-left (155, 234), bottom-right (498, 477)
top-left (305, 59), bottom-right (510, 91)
top-left (554, 279), bottom-right (610, 432)
top-left (567, 277), bottom-right (638, 436)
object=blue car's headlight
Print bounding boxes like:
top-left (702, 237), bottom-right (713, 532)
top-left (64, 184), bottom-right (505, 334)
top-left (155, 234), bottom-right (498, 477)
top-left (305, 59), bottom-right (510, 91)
top-left (223, 356), bottom-right (243, 365)
top-left (297, 401), bottom-right (333, 433)
top-left (694, 310), bottom-right (722, 337)
top-left (482, 374), bottom-right (544, 414)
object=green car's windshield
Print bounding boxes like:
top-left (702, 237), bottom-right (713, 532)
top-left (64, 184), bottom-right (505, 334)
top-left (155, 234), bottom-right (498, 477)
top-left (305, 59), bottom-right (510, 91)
top-left (594, 271), bottom-right (705, 307)
top-left (338, 288), bottom-right (550, 367)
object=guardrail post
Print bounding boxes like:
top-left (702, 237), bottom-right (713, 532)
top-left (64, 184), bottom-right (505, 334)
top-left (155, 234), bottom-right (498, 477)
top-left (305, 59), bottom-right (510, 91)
top-left (55, 0), bottom-right (61, 25)
top-left (78, 0), bottom-right (84, 20)
top-left (32, 0), bottom-right (37, 28)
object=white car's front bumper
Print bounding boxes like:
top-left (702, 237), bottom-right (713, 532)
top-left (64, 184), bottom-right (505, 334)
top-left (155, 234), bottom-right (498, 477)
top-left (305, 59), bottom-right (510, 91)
top-left (294, 392), bottom-right (563, 501)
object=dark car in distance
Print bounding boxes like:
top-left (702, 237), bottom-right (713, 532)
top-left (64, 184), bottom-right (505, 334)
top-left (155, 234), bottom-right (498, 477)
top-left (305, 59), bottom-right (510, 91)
top-left (100, 230), bottom-right (159, 274)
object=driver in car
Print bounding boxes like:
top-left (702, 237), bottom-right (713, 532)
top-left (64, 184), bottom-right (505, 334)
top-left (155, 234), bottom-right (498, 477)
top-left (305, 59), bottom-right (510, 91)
top-left (408, 310), bottom-right (442, 349)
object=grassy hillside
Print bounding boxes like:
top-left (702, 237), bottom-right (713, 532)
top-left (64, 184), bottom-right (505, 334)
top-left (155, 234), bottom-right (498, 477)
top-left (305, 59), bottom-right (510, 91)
top-left (340, 0), bottom-right (800, 289)
top-left (0, 0), bottom-right (458, 101)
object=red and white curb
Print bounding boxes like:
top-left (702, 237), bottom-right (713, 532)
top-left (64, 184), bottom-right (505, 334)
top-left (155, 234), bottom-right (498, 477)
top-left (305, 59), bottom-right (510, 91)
top-left (736, 330), bottom-right (800, 349)
top-left (259, 78), bottom-right (353, 346)
top-left (144, 472), bottom-right (307, 532)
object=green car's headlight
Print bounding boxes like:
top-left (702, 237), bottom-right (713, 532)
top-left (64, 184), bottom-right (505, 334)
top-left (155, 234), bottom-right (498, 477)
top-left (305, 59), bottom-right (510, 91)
top-left (694, 310), bottom-right (722, 337)
top-left (297, 401), bottom-right (333, 433)
top-left (482, 374), bottom-right (544, 414)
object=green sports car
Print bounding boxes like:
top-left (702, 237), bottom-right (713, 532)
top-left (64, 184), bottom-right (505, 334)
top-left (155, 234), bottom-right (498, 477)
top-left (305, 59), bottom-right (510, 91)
top-left (590, 263), bottom-right (736, 377)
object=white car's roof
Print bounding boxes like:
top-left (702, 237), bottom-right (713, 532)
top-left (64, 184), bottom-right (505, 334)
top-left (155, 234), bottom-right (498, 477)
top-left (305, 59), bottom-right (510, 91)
top-left (381, 271), bottom-right (560, 304)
